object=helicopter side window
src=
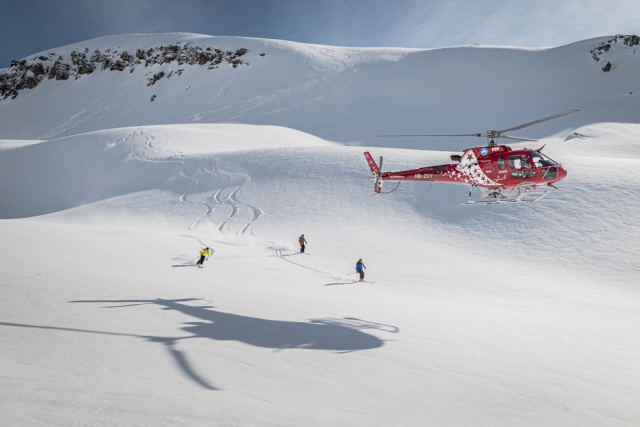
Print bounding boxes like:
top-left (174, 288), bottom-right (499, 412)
top-left (508, 155), bottom-right (531, 169)
top-left (497, 157), bottom-right (506, 170)
top-left (508, 155), bottom-right (520, 169)
top-left (508, 155), bottom-right (535, 178)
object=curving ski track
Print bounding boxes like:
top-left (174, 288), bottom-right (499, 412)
top-left (200, 159), bottom-right (263, 235)
top-left (124, 129), bottom-right (262, 236)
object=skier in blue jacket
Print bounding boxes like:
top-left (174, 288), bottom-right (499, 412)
top-left (356, 259), bottom-right (366, 282)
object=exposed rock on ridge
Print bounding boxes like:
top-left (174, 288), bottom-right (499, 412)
top-left (0, 44), bottom-right (252, 100)
top-left (589, 34), bottom-right (639, 72)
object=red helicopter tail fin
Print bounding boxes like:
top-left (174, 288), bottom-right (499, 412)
top-left (364, 152), bottom-right (384, 193)
top-left (364, 151), bottom-right (379, 174)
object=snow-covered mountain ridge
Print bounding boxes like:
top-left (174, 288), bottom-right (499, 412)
top-left (1, 33), bottom-right (639, 143)
top-left (4, 32), bottom-right (637, 102)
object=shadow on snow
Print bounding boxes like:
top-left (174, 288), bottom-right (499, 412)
top-left (0, 298), bottom-right (398, 391)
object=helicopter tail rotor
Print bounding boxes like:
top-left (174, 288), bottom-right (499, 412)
top-left (364, 152), bottom-right (383, 193)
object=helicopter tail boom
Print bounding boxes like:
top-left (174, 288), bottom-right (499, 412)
top-left (364, 152), bottom-right (468, 190)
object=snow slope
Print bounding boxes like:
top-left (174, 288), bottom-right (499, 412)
top-left (1, 34), bottom-right (640, 426)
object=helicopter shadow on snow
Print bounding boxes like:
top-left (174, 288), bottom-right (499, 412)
top-left (0, 298), bottom-right (397, 391)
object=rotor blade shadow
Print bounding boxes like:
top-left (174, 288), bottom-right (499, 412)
top-left (165, 341), bottom-right (218, 391)
top-left (0, 320), bottom-right (218, 391)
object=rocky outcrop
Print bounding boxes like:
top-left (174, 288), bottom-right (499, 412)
top-left (48, 61), bottom-right (70, 80)
top-left (0, 44), bottom-right (250, 100)
top-left (147, 71), bottom-right (165, 86)
top-left (590, 34), bottom-right (639, 71)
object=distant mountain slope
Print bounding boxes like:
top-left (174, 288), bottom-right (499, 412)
top-left (0, 124), bottom-right (336, 218)
top-left (1, 33), bottom-right (639, 146)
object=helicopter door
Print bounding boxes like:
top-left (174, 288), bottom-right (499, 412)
top-left (479, 158), bottom-right (497, 179)
top-left (495, 156), bottom-right (508, 181)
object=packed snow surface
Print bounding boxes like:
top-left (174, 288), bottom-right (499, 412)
top-left (1, 34), bottom-right (639, 426)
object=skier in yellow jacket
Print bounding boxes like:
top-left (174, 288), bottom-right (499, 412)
top-left (197, 247), bottom-right (211, 268)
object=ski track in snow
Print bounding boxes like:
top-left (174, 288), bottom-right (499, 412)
top-left (192, 48), bottom-right (358, 123)
top-left (274, 248), bottom-right (347, 283)
top-left (194, 159), bottom-right (263, 235)
top-left (123, 128), bottom-right (263, 241)
top-left (195, 237), bottom-right (216, 258)
top-left (192, 80), bottom-right (325, 123)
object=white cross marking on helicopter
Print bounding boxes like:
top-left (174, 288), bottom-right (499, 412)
top-left (456, 150), bottom-right (500, 187)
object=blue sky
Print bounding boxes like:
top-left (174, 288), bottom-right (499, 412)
top-left (1, 0), bottom-right (639, 67)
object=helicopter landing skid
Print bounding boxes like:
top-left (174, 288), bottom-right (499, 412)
top-left (465, 186), bottom-right (549, 205)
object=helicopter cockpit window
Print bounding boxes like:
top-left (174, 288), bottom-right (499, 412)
top-left (530, 151), bottom-right (556, 168)
top-left (497, 157), bottom-right (506, 170)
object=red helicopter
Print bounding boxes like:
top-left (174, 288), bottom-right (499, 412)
top-left (364, 110), bottom-right (578, 204)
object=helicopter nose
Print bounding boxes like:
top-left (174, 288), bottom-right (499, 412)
top-left (556, 166), bottom-right (567, 181)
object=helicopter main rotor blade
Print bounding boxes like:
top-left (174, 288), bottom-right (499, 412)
top-left (376, 110), bottom-right (578, 139)
top-left (499, 110), bottom-right (579, 133)
top-left (501, 135), bottom-right (539, 142)
top-left (376, 133), bottom-right (482, 137)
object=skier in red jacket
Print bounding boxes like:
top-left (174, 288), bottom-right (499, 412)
top-left (298, 234), bottom-right (308, 253)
